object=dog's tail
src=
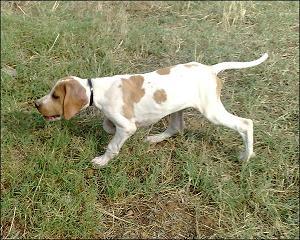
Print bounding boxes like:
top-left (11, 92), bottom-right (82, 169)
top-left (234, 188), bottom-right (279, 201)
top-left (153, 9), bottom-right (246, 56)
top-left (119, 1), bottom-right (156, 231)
top-left (211, 53), bottom-right (268, 75)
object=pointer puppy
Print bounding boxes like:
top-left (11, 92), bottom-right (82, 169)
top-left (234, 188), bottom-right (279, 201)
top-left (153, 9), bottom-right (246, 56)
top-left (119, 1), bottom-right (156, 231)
top-left (35, 53), bottom-right (268, 167)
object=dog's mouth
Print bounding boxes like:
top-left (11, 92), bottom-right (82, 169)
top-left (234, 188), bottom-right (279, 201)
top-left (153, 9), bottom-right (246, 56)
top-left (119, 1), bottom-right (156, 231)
top-left (43, 115), bottom-right (61, 121)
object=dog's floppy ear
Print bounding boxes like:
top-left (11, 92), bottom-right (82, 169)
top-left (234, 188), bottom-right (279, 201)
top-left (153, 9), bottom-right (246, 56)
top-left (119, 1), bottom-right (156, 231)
top-left (63, 80), bottom-right (88, 120)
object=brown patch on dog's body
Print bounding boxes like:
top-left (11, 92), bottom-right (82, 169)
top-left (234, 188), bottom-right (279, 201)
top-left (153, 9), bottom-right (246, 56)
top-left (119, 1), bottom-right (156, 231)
top-left (153, 89), bottom-right (167, 104)
top-left (156, 67), bottom-right (171, 75)
top-left (216, 76), bottom-right (223, 98)
top-left (122, 75), bottom-right (145, 119)
top-left (184, 63), bottom-right (199, 68)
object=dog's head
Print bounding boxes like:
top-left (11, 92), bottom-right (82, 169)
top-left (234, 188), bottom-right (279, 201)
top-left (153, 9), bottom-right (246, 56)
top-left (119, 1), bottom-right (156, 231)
top-left (34, 77), bottom-right (88, 121)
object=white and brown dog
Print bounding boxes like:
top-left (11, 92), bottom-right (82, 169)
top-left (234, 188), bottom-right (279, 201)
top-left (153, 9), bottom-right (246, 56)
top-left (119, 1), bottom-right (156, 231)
top-left (35, 53), bottom-right (268, 167)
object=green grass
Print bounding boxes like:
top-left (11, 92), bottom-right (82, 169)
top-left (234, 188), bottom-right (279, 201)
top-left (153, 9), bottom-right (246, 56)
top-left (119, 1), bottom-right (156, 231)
top-left (1, 1), bottom-right (299, 238)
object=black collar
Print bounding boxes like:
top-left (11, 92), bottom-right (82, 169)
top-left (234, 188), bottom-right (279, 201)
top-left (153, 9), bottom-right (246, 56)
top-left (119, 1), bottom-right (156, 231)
top-left (87, 78), bottom-right (93, 106)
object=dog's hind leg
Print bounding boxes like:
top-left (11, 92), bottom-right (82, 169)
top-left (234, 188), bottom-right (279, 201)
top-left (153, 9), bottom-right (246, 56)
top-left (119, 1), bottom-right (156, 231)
top-left (198, 100), bottom-right (255, 161)
top-left (146, 110), bottom-right (185, 143)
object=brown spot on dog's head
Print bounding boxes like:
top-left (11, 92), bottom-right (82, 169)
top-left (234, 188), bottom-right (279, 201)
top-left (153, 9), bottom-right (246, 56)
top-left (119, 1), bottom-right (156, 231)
top-left (153, 89), bottom-right (167, 104)
top-left (122, 75), bottom-right (145, 119)
top-left (35, 78), bottom-right (88, 121)
top-left (184, 63), bottom-right (199, 68)
top-left (156, 67), bottom-right (171, 75)
top-left (216, 76), bottom-right (223, 98)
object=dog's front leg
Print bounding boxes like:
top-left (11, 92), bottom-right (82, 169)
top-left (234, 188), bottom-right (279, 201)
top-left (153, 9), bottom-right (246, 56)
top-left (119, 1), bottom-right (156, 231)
top-left (92, 124), bottom-right (136, 167)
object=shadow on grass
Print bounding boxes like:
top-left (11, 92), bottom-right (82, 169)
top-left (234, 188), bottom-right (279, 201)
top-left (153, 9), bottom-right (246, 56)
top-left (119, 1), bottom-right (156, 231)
top-left (185, 128), bottom-right (238, 152)
top-left (3, 109), bottom-right (240, 162)
top-left (2, 109), bottom-right (110, 153)
top-left (2, 110), bottom-right (46, 133)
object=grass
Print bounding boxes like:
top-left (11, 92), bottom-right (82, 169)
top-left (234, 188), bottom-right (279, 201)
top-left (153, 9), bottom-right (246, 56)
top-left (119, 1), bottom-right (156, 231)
top-left (1, 1), bottom-right (299, 238)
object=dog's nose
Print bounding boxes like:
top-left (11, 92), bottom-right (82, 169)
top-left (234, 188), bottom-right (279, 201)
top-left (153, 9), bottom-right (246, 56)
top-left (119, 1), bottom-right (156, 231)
top-left (34, 100), bottom-right (40, 109)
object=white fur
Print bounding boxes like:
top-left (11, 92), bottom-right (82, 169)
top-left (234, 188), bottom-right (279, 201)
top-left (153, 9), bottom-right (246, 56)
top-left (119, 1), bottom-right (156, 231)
top-left (73, 54), bottom-right (268, 167)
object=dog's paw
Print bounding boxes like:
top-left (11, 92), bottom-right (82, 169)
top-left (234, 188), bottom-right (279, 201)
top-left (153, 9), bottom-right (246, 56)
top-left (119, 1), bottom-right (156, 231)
top-left (239, 151), bottom-right (255, 161)
top-left (145, 136), bottom-right (156, 143)
top-left (92, 156), bottom-right (109, 168)
top-left (145, 135), bottom-right (163, 143)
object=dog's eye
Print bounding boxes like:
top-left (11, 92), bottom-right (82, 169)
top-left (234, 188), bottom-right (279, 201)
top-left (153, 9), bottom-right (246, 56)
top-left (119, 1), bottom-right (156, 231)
top-left (52, 93), bottom-right (59, 99)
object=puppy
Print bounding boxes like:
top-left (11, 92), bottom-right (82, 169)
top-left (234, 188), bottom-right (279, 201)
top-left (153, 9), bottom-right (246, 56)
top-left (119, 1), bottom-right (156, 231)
top-left (35, 53), bottom-right (268, 167)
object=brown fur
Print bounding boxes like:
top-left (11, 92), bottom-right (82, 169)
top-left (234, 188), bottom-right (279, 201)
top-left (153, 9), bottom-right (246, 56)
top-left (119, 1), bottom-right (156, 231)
top-left (36, 78), bottom-right (88, 120)
top-left (122, 75), bottom-right (145, 119)
top-left (64, 79), bottom-right (88, 119)
top-left (216, 76), bottom-right (223, 98)
top-left (156, 67), bottom-right (171, 75)
top-left (153, 89), bottom-right (167, 104)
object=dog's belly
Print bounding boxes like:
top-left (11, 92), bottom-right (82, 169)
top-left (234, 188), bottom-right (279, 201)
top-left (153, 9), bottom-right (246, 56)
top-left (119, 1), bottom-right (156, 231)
top-left (135, 117), bottom-right (162, 127)
top-left (135, 113), bottom-right (173, 127)
top-left (134, 100), bottom-right (190, 127)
